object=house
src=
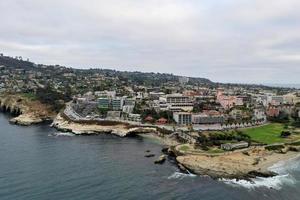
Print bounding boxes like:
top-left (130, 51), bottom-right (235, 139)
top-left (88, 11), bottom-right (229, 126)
top-left (266, 107), bottom-right (280, 117)
top-left (253, 108), bottom-right (266, 121)
top-left (156, 117), bottom-right (168, 125)
top-left (145, 116), bottom-right (154, 122)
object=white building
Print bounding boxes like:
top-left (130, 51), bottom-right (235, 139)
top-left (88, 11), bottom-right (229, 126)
top-left (173, 112), bottom-right (192, 125)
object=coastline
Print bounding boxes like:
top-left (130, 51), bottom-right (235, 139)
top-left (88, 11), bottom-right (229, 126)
top-left (1, 98), bottom-right (299, 182)
top-left (0, 94), bottom-right (56, 125)
top-left (175, 146), bottom-right (300, 180)
top-left (52, 113), bottom-right (159, 137)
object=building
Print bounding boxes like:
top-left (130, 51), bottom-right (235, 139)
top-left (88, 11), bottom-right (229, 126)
top-left (166, 94), bottom-right (194, 112)
top-left (127, 114), bottom-right (141, 122)
top-left (192, 113), bottom-right (224, 124)
top-left (253, 108), bottom-right (266, 121)
top-left (271, 96), bottom-right (284, 106)
top-left (166, 94), bottom-right (190, 104)
top-left (95, 90), bottom-right (116, 98)
top-left (216, 89), bottom-right (243, 109)
top-left (156, 118), bottom-right (168, 125)
top-left (173, 112), bottom-right (192, 125)
top-left (266, 107), bottom-right (280, 117)
top-left (149, 92), bottom-right (165, 100)
top-left (124, 98), bottom-right (135, 106)
top-left (179, 76), bottom-right (189, 84)
top-left (98, 97), bottom-right (110, 109)
top-left (122, 105), bottom-right (134, 114)
top-left (112, 98), bottom-right (124, 111)
top-left (107, 111), bottom-right (122, 119)
top-left (221, 142), bottom-right (249, 151)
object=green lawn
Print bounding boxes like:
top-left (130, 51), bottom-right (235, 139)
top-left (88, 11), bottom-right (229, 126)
top-left (207, 148), bottom-right (225, 154)
top-left (179, 145), bottom-right (190, 152)
top-left (243, 123), bottom-right (285, 144)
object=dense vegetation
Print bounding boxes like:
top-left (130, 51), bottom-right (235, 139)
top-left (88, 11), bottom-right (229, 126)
top-left (35, 85), bottom-right (72, 112)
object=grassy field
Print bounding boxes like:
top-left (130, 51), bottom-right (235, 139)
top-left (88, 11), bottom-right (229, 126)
top-left (243, 123), bottom-right (286, 144)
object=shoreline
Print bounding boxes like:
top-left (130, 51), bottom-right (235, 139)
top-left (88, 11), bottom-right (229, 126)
top-left (2, 105), bottom-right (300, 182)
top-left (0, 94), bottom-right (56, 126)
top-left (175, 146), bottom-right (300, 180)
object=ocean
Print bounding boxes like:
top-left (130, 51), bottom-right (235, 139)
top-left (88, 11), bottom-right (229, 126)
top-left (264, 84), bottom-right (300, 89)
top-left (0, 113), bottom-right (300, 200)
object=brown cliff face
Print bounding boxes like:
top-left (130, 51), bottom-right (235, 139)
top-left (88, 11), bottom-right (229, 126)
top-left (0, 94), bottom-right (57, 125)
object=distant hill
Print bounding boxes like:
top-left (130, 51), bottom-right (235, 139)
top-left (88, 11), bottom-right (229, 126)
top-left (0, 54), bottom-right (213, 86)
top-left (0, 55), bottom-right (35, 69)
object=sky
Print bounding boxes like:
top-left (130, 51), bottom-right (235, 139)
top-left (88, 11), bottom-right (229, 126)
top-left (0, 0), bottom-right (300, 84)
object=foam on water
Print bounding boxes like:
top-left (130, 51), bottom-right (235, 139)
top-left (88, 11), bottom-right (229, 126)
top-left (221, 155), bottom-right (300, 190)
top-left (168, 172), bottom-right (197, 180)
top-left (49, 132), bottom-right (75, 137)
top-left (221, 174), bottom-right (295, 190)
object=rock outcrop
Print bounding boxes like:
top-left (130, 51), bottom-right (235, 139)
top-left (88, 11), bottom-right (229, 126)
top-left (175, 147), bottom-right (299, 180)
top-left (0, 94), bottom-right (56, 125)
top-left (52, 113), bottom-right (158, 137)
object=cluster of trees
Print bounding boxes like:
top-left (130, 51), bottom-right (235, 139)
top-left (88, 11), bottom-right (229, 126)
top-left (36, 85), bottom-right (72, 112)
top-left (268, 111), bottom-right (290, 123)
top-left (195, 130), bottom-right (250, 149)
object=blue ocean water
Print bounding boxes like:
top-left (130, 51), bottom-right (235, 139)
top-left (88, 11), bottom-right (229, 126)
top-left (0, 113), bottom-right (300, 200)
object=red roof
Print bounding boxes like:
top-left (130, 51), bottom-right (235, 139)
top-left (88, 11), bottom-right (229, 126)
top-left (145, 116), bottom-right (154, 121)
top-left (156, 117), bottom-right (168, 124)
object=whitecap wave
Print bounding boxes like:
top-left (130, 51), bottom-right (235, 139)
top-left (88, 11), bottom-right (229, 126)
top-left (221, 155), bottom-right (300, 190)
top-left (168, 172), bottom-right (196, 180)
top-left (221, 174), bottom-right (295, 190)
top-left (49, 132), bottom-right (75, 137)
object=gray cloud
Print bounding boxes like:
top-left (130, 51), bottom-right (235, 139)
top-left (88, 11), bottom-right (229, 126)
top-left (0, 0), bottom-right (300, 84)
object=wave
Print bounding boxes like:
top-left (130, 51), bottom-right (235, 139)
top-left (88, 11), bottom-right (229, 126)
top-left (168, 172), bottom-right (197, 180)
top-left (49, 132), bottom-right (75, 137)
top-left (221, 155), bottom-right (300, 190)
top-left (221, 174), bottom-right (295, 190)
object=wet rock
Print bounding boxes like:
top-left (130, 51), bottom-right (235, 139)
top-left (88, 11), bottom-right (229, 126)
top-left (154, 155), bottom-right (166, 164)
top-left (242, 151), bottom-right (250, 156)
top-left (289, 146), bottom-right (300, 152)
top-left (145, 154), bottom-right (155, 158)
top-left (279, 147), bottom-right (289, 154)
top-left (178, 163), bottom-right (187, 172)
top-left (248, 170), bottom-right (278, 178)
top-left (161, 147), bottom-right (169, 154)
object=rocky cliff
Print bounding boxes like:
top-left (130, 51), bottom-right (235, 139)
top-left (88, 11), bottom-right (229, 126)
top-left (52, 113), bottom-right (158, 137)
top-left (0, 94), bottom-right (57, 125)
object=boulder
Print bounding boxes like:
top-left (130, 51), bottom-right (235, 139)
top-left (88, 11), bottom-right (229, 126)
top-left (145, 154), bottom-right (155, 158)
top-left (154, 155), bottom-right (166, 164)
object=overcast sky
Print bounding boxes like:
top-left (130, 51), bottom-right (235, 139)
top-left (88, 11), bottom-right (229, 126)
top-left (0, 0), bottom-right (300, 84)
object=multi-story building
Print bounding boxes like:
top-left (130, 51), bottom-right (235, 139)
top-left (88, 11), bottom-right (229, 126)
top-left (173, 112), bottom-right (192, 125)
top-left (192, 113), bottom-right (224, 124)
top-left (253, 108), bottom-right (266, 121)
top-left (98, 97), bottom-right (110, 109)
top-left (166, 94), bottom-right (190, 104)
top-left (166, 94), bottom-right (193, 112)
top-left (112, 98), bottom-right (124, 111)
top-left (122, 105), bottom-right (135, 114)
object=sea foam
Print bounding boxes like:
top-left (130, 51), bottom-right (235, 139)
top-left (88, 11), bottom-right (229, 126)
top-left (168, 172), bottom-right (197, 180)
top-left (49, 132), bottom-right (75, 137)
top-left (221, 155), bottom-right (300, 190)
